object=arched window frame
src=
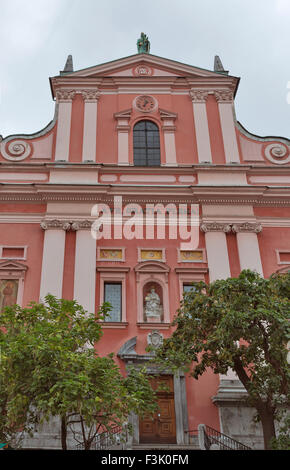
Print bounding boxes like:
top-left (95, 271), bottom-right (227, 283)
top-left (132, 119), bottom-right (161, 167)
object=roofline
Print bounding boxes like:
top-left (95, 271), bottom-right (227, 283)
top-left (49, 52), bottom-right (240, 99)
top-left (236, 120), bottom-right (290, 144)
top-left (51, 52), bottom-right (240, 81)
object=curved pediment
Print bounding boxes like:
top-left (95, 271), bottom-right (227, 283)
top-left (134, 261), bottom-right (170, 274)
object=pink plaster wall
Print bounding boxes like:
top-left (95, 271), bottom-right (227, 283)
top-left (0, 223), bottom-right (44, 305)
top-left (258, 227), bottom-right (290, 277)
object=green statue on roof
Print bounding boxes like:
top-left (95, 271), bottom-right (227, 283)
top-left (137, 32), bottom-right (150, 54)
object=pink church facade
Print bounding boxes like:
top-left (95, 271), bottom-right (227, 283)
top-left (1, 49), bottom-right (290, 449)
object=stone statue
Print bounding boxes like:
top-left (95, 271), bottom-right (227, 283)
top-left (137, 32), bottom-right (150, 54)
top-left (145, 288), bottom-right (161, 318)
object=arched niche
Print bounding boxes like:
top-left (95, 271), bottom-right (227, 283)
top-left (143, 280), bottom-right (164, 322)
top-left (134, 261), bottom-right (170, 324)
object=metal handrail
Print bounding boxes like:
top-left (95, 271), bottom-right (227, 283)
top-left (75, 425), bottom-right (128, 450)
top-left (187, 425), bottom-right (252, 450)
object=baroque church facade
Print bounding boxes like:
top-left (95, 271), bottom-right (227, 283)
top-left (1, 38), bottom-right (289, 449)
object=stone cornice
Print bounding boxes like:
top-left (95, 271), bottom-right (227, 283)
top-left (1, 214), bottom-right (290, 227)
top-left (2, 162), bottom-right (290, 174)
top-left (0, 183), bottom-right (290, 206)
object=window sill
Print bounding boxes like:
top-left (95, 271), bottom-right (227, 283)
top-left (137, 322), bottom-right (171, 330)
top-left (99, 322), bottom-right (129, 329)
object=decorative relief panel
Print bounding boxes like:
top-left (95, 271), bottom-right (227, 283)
top-left (139, 249), bottom-right (164, 262)
top-left (147, 330), bottom-right (163, 348)
top-left (97, 248), bottom-right (124, 261)
top-left (133, 65), bottom-right (153, 76)
top-left (178, 249), bottom-right (205, 262)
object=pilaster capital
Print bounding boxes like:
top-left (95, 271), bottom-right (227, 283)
top-left (71, 220), bottom-right (93, 231)
top-left (214, 89), bottom-right (234, 103)
top-left (40, 219), bottom-right (71, 231)
top-left (81, 89), bottom-right (100, 102)
top-left (232, 222), bottom-right (262, 234)
top-left (189, 89), bottom-right (209, 103)
top-left (55, 89), bottom-right (76, 103)
top-left (200, 222), bottom-right (232, 233)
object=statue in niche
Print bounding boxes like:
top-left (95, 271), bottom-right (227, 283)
top-left (144, 287), bottom-right (162, 320)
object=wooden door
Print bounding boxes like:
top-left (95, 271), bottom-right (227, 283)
top-left (139, 375), bottom-right (176, 444)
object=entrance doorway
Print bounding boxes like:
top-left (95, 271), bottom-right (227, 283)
top-left (139, 375), bottom-right (176, 444)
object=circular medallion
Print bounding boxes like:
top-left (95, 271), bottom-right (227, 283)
top-left (134, 95), bottom-right (157, 113)
top-left (133, 65), bottom-right (153, 77)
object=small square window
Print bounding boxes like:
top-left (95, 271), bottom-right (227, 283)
top-left (183, 284), bottom-right (197, 293)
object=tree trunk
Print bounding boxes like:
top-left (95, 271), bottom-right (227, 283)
top-left (61, 415), bottom-right (67, 450)
top-left (233, 358), bottom-right (276, 450)
top-left (84, 440), bottom-right (91, 450)
top-left (257, 405), bottom-right (276, 450)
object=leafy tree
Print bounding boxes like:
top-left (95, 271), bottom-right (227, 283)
top-left (153, 270), bottom-right (290, 450)
top-left (0, 296), bottom-right (156, 449)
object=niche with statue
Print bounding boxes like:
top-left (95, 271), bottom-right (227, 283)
top-left (143, 281), bottom-right (163, 323)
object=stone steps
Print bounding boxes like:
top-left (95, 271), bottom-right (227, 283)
top-left (132, 444), bottom-right (200, 450)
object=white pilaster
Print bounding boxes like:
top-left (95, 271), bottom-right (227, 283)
top-left (201, 221), bottom-right (238, 383)
top-left (215, 90), bottom-right (240, 164)
top-left (118, 128), bottom-right (130, 165)
top-left (81, 90), bottom-right (100, 162)
top-left (163, 127), bottom-right (177, 166)
top-left (160, 110), bottom-right (177, 166)
top-left (39, 220), bottom-right (70, 299)
top-left (54, 90), bottom-right (75, 162)
top-left (72, 221), bottom-right (96, 313)
top-left (232, 223), bottom-right (264, 275)
top-left (190, 90), bottom-right (212, 163)
top-left (114, 111), bottom-right (131, 165)
top-left (201, 222), bottom-right (231, 282)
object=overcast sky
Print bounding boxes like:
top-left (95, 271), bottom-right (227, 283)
top-left (0, 0), bottom-right (289, 139)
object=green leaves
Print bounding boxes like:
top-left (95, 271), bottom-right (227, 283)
top-left (0, 295), bottom-right (156, 449)
top-left (153, 270), bottom-right (290, 448)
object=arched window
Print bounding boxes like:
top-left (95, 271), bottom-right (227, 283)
top-left (133, 120), bottom-right (160, 166)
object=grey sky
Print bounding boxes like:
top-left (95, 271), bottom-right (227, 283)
top-left (1, 0), bottom-right (289, 139)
